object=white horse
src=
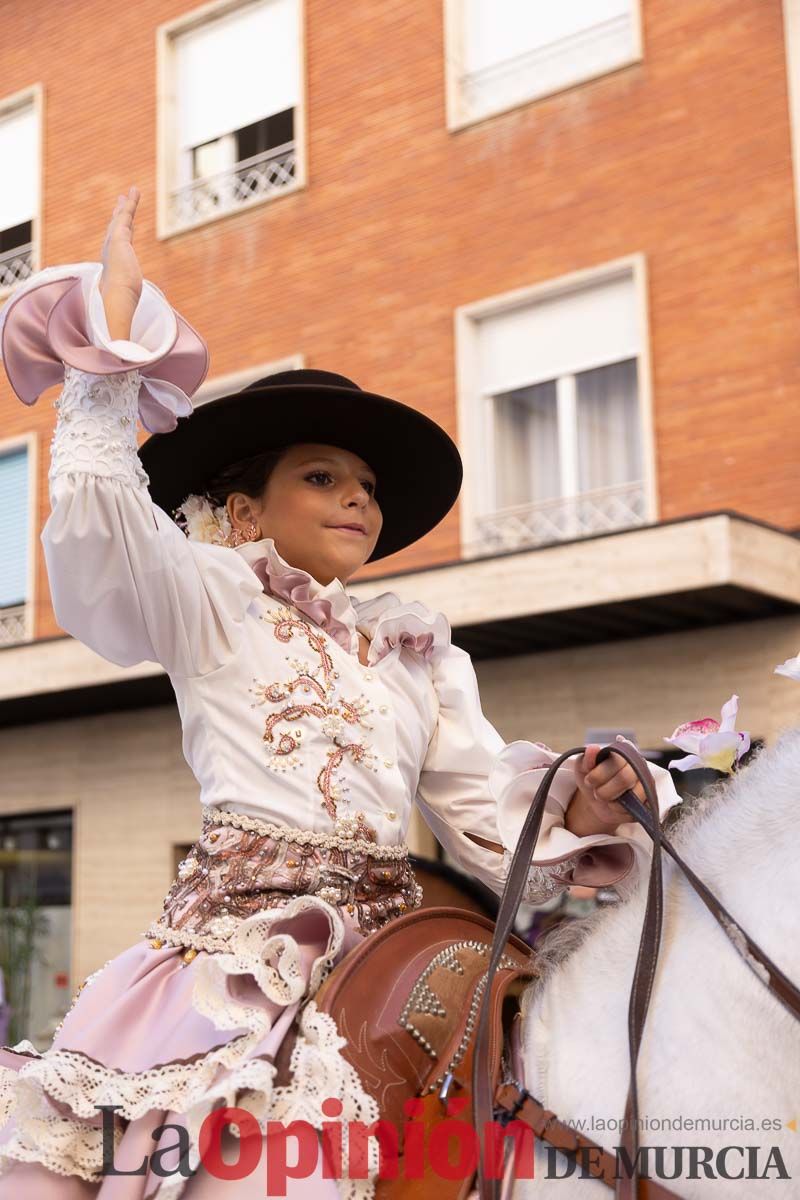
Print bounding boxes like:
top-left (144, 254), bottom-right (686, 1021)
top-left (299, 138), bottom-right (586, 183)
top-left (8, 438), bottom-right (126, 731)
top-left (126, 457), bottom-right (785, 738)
top-left (517, 728), bottom-right (800, 1198)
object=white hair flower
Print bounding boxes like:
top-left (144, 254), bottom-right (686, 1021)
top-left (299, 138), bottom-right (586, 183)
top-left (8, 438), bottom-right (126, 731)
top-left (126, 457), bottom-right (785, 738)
top-left (173, 494), bottom-right (233, 546)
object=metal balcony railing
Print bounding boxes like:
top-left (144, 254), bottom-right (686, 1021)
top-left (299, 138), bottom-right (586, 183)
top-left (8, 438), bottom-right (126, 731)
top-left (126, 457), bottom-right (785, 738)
top-left (474, 480), bottom-right (648, 553)
top-left (0, 243), bottom-right (34, 291)
top-left (170, 142), bottom-right (297, 228)
top-left (0, 604), bottom-right (28, 646)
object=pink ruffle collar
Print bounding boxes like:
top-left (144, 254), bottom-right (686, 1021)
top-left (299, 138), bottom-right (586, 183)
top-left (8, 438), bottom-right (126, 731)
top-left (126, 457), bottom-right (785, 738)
top-left (233, 536), bottom-right (451, 666)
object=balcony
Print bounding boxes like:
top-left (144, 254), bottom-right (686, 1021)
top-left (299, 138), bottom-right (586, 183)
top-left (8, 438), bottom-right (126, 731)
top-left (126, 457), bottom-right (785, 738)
top-left (474, 481), bottom-right (648, 554)
top-left (0, 605), bottom-right (28, 647)
top-left (0, 243), bottom-right (34, 292)
top-left (169, 142), bottom-right (297, 229)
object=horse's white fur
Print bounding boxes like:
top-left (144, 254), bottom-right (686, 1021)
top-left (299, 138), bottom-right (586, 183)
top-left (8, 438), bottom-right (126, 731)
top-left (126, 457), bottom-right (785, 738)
top-left (518, 729), bottom-right (800, 1197)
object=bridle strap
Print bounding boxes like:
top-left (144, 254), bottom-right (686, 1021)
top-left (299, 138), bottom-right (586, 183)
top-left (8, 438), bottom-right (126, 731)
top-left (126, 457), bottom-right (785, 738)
top-left (494, 1083), bottom-right (684, 1199)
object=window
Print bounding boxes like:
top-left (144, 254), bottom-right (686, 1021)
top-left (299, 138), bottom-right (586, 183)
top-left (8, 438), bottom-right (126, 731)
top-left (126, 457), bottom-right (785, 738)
top-left (0, 444), bottom-right (33, 645)
top-left (457, 261), bottom-right (654, 554)
top-left (159, 0), bottom-right (303, 233)
top-left (0, 93), bottom-right (40, 292)
top-left (0, 811), bottom-right (72, 1049)
top-left (493, 360), bottom-right (642, 510)
top-left (446, 0), bottom-right (641, 128)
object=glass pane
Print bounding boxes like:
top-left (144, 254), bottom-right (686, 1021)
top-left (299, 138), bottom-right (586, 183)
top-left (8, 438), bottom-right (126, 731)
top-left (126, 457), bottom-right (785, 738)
top-left (236, 110), bottom-right (294, 162)
top-left (576, 359), bottom-right (641, 492)
top-left (191, 136), bottom-right (234, 181)
top-left (493, 380), bottom-right (560, 507)
top-left (0, 812), bottom-right (72, 1048)
top-left (0, 811), bottom-right (72, 908)
top-left (0, 220), bottom-right (32, 253)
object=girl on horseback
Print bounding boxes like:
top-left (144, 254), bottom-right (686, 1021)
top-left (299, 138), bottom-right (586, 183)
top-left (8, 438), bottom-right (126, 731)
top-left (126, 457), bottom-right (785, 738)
top-left (0, 186), bottom-right (681, 1197)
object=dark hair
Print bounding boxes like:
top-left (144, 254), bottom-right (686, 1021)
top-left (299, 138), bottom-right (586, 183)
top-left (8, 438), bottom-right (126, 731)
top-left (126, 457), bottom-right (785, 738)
top-left (204, 447), bottom-right (289, 508)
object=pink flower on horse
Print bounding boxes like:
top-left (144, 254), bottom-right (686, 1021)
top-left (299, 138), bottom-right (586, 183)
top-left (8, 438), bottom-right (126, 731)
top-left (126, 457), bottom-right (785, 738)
top-left (664, 694), bottom-right (750, 774)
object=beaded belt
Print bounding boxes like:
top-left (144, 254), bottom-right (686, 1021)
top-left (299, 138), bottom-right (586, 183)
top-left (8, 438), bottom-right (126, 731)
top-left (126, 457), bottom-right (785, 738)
top-left (145, 807), bottom-right (423, 960)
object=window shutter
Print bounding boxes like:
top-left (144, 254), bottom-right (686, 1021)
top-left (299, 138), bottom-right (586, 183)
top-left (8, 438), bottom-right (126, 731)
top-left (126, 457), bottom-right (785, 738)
top-left (463, 0), bottom-right (633, 74)
top-left (0, 105), bottom-right (37, 233)
top-left (0, 448), bottom-right (29, 608)
top-left (476, 270), bottom-right (639, 396)
top-left (175, 0), bottom-right (299, 150)
top-left (460, 0), bottom-right (636, 117)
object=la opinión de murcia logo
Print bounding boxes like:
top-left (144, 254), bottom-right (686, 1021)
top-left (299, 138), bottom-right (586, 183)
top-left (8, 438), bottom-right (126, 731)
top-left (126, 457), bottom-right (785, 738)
top-left (96, 1099), bottom-right (791, 1193)
top-left (98, 1098), bottom-right (534, 1188)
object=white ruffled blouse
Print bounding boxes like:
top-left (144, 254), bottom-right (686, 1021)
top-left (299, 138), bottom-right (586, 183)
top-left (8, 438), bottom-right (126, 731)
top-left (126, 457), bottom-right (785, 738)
top-left (0, 264), bottom-right (683, 905)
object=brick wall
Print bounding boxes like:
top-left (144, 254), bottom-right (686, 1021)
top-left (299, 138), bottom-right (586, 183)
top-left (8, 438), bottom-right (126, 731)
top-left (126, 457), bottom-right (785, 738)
top-left (0, 0), bottom-right (798, 643)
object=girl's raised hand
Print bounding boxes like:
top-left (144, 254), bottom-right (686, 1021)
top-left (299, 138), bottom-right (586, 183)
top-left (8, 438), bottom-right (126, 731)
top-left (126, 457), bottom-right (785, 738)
top-left (99, 186), bottom-right (143, 341)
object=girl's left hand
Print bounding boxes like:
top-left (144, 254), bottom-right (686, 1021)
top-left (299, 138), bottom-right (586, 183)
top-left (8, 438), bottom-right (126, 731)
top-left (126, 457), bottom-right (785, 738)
top-left (565, 743), bottom-right (646, 837)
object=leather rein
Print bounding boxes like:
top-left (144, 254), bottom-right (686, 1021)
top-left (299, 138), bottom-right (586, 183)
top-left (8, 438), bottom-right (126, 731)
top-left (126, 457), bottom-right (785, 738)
top-left (472, 741), bottom-right (800, 1199)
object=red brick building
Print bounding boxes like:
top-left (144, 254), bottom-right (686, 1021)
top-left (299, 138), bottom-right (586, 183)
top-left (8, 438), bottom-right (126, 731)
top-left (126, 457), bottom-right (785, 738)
top-left (1, 0), bottom-right (799, 1034)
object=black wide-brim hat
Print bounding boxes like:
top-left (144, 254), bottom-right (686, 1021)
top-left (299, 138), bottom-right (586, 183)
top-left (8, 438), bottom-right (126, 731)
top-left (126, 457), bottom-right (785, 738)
top-left (138, 368), bottom-right (463, 563)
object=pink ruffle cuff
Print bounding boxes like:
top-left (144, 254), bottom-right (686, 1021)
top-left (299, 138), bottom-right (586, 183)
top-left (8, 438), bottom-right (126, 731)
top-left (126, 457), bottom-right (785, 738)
top-left (0, 263), bottom-right (209, 432)
top-left (354, 592), bottom-right (452, 667)
top-left (489, 738), bottom-right (684, 889)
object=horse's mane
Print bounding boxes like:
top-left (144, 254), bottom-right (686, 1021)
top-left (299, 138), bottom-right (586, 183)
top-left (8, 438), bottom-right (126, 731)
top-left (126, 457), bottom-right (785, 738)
top-left (532, 727), bottom-right (800, 980)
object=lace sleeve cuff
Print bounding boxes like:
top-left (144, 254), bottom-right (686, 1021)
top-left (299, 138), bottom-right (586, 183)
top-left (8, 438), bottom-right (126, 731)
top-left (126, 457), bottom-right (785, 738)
top-left (501, 847), bottom-right (583, 904)
top-left (49, 366), bottom-right (149, 488)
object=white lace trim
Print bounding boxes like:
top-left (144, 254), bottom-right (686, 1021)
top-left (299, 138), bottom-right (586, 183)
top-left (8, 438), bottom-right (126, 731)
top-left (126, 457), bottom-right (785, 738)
top-left (49, 365), bottom-right (149, 488)
top-left (502, 848), bottom-right (582, 903)
top-left (0, 895), bottom-right (380, 1199)
top-left (0, 1076), bottom-right (123, 1183)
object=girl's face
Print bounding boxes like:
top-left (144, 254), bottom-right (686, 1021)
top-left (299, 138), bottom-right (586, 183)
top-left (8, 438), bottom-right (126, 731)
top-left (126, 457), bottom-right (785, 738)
top-left (226, 442), bottom-right (383, 585)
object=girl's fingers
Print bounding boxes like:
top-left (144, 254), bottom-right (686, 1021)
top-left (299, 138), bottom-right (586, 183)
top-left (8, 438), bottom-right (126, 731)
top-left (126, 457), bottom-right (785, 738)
top-left (584, 754), bottom-right (631, 793)
top-left (583, 762), bottom-right (614, 789)
top-left (593, 767), bottom-right (639, 804)
top-left (593, 779), bottom-right (633, 804)
top-left (584, 749), bottom-right (634, 788)
top-left (108, 188), bottom-right (139, 234)
top-left (577, 744), bottom-right (599, 779)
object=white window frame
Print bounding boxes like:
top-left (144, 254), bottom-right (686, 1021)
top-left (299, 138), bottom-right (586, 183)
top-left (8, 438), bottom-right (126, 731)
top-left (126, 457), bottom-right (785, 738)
top-left (0, 84), bottom-right (44, 302)
top-left (192, 351), bottom-right (304, 407)
top-left (156, 0), bottom-right (307, 239)
top-left (454, 254), bottom-right (658, 557)
top-left (783, 0), bottom-right (800, 283)
top-left (0, 432), bottom-right (38, 645)
top-left (443, 0), bottom-right (643, 132)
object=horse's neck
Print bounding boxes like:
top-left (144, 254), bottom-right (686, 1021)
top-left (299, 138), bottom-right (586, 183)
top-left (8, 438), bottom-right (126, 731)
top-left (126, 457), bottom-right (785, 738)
top-left (523, 729), bottom-right (800, 1119)
top-left (667, 729), bottom-right (800, 923)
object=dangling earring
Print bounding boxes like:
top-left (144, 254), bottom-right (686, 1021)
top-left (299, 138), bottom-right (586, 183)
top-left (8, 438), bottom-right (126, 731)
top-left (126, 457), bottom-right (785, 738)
top-left (226, 521), bottom-right (261, 548)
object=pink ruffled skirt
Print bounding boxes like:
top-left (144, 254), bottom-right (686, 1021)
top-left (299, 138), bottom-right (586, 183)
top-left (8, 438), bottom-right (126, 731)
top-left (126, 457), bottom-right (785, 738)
top-left (0, 807), bottom-right (420, 1200)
